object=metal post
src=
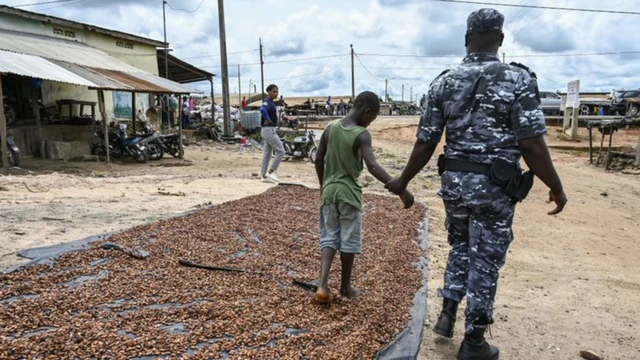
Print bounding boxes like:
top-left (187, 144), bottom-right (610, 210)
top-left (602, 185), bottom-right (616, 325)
top-left (217, 0), bottom-right (231, 136)
top-left (402, 84), bottom-right (404, 103)
top-left (410, 87), bottom-right (413, 104)
top-left (0, 75), bottom-right (8, 170)
top-left (259, 38), bottom-right (264, 103)
top-left (502, 52), bottom-right (505, 63)
top-left (178, 95), bottom-right (183, 159)
top-left (238, 64), bottom-right (241, 108)
top-left (350, 44), bottom-right (355, 100)
top-left (248, 80), bottom-right (252, 105)
top-left (131, 92), bottom-right (136, 134)
top-left (97, 90), bottom-right (110, 164)
top-left (162, 1), bottom-right (169, 79)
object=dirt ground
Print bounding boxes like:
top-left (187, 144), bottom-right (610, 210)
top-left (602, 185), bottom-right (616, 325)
top-left (1, 116), bottom-right (639, 359)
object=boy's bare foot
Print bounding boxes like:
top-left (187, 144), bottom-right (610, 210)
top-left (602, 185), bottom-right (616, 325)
top-left (316, 288), bottom-right (332, 303)
top-left (339, 286), bottom-right (362, 298)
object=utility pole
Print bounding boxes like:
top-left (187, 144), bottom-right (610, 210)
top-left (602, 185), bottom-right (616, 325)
top-left (350, 44), bottom-right (355, 100)
top-left (217, 0), bottom-right (231, 136)
top-left (410, 87), bottom-right (413, 105)
top-left (402, 84), bottom-right (404, 103)
top-left (385, 79), bottom-right (388, 103)
top-left (162, 1), bottom-right (169, 79)
top-left (502, 52), bottom-right (505, 63)
top-left (238, 64), bottom-right (241, 108)
top-left (259, 38), bottom-right (265, 101)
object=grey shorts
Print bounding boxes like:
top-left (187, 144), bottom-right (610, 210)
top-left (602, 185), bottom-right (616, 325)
top-left (320, 202), bottom-right (363, 254)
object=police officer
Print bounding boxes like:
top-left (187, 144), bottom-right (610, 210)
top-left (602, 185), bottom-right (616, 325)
top-left (385, 8), bottom-right (567, 360)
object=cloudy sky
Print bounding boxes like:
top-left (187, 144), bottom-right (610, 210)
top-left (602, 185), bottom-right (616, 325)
top-left (2, 0), bottom-right (639, 100)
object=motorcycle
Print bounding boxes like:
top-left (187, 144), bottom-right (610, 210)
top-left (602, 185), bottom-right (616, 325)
top-left (159, 133), bottom-right (186, 158)
top-left (92, 123), bottom-right (148, 163)
top-left (135, 123), bottom-right (164, 160)
top-left (0, 130), bottom-right (19, 167)
top-left (3, 95), bottom-right (18, 126)
top-left (279, 130), bottom-right (317, 162)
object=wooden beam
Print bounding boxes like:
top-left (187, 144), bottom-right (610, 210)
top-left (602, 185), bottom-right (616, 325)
top-left (0, 75), bottom-right (8, 170)
top-left (635, 135), bottom-right (640, 167)
top-left (31, 90), bottom-right (44, 158)
top-left (131, 92), bottom-right (136, 134)
top-left (97, 90), bottom-right (110, 164)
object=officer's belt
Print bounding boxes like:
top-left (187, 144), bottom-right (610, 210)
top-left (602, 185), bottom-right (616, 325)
top-left (444, 158), bottom-right (491, 175)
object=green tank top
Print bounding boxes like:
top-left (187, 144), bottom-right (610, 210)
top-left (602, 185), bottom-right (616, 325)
top-left (321, 120), bottom-right (367, 210)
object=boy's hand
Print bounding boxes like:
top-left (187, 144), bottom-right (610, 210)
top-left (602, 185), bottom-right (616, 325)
top-left (400, 190), bottom-right (414, 209)
top-left (386, 176), bottom-right (408, 195)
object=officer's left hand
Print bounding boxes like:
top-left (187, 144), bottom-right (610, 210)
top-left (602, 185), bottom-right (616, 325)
top-left (385, 176), bottom-right (408, 195)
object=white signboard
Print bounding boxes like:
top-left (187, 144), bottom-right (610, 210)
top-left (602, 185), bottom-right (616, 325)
top-left (566, 80), bottom-right (580, 108)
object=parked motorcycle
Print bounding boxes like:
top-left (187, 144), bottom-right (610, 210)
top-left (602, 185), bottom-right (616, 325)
top-left (0, 130), bottom-right (19, 167)
top-left (136, 123), bottom-right (164, 160)
top-left (92, 123), bottom-right (148, 163)
top-left (279, 130), bottom-right (317, 162)
top-left (159, 133), bottom-right (185, 158)
top-left (3, 95), bottom-right (18, 125)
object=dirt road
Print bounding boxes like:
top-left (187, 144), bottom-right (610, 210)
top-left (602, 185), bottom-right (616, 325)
top-left (1, 116), bottom-right (638, 359)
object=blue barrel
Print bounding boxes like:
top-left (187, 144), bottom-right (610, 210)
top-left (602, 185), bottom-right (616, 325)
top-left (241, 110), bottom-right (261, 130)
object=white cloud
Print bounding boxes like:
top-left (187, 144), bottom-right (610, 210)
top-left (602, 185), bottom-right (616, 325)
top-left (1, 0), bottom-right (639, 96)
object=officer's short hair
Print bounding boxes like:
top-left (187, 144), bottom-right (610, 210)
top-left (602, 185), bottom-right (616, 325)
top-left (266, 84), bottom-right (278, 92)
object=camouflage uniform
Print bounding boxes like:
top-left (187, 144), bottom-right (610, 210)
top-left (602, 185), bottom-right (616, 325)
top-left (417, 11), bottom-right (547, 333)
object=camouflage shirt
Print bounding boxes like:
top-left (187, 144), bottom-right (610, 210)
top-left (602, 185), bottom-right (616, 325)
top-left (417, 52), bottom-right (547, 165)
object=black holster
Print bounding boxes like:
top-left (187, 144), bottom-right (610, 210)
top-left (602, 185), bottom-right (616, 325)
top-left (489, 158), bottom-right (534, 203)
top-left (441, 157), bottom-right (534, 203)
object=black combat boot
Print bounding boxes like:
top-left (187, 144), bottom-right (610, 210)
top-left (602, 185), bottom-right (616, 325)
top-left (457, 324), bottom-right (499, 360)
top-left (433, 298), bottom-right (458, 338)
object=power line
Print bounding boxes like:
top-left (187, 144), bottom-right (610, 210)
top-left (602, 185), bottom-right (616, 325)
top-left (354, 53), bottom-right (384, 82)
top-left (198, 53), bottom-right (347, 68)
top-left (12, 0), bottom-right (75, 7)
top-left (182, 49), bottom-right (259, 60)
top-left (165, 0), bottom-right (206, 13)
top-left (358, 50), bottom-right (640, 59)
top-left (427, 0), bottom-right (640, 16)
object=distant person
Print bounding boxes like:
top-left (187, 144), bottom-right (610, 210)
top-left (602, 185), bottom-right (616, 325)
top-left (259, 84), bottom-right (285, 183)
top-left (242, 96), bottom-right (248, 109)
top-left (313, 90), bottom-right (414, 304)
top-left (181, 96), bottom-right (192, 128)
top-left (326, 96), bottom-right (332, 115)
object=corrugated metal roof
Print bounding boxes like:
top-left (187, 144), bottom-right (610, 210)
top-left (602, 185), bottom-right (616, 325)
top-left (0, 31), bottom-right (200, 94)
top-left (0, 29), bottom-right (142, 72)
top-left (0, 49), bottom-right (95, 87)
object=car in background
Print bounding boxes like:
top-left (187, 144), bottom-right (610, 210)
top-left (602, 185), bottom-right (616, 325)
top-left (540, 91), bottom-right (562, 116)
top-left (610, 90), bottom-right (640, 116)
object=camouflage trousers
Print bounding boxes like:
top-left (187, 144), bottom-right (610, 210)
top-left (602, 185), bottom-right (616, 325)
top-left (437, 191), bottom-right (515, 334)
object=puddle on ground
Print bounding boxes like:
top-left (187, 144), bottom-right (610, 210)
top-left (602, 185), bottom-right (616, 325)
top-left (64, 270), bottom-right (108, 287)
top-left (0, 294), bottom-right (39, 305)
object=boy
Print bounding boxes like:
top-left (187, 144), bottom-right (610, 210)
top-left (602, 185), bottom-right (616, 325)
top-left (314, 91), bottom-right (414, 303)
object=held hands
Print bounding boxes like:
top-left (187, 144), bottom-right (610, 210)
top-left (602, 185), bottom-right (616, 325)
top-left (385, 176), bottom-right (407, 196)
top-left (547, 189), bottom-right (568, 215)
top-left (399, 190), bottom-right (414, 209)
